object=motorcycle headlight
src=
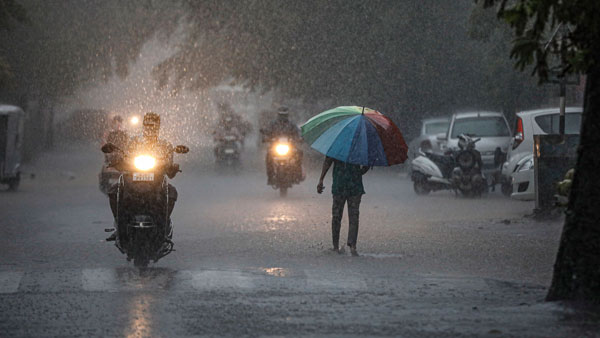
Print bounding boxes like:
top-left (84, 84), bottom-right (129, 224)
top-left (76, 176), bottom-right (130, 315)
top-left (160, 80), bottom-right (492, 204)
top-left (134, 155), bottom-right (156, 171)
top-left (275, 144), bottom-right (290, 156)
top-left (517, 157), bottom-right (534, 172)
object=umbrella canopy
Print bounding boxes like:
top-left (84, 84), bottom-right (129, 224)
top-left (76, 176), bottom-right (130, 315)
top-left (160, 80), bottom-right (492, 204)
top-left (301, 106), bottom-right (408, 166)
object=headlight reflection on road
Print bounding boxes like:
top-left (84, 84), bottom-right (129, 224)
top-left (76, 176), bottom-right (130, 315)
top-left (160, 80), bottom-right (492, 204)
top-left (126, 293), bottom-right (154, 338)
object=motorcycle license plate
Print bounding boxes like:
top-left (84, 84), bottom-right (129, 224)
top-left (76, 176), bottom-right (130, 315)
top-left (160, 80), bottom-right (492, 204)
top-left (224, 149), bottom-right (235, 154)
top-left (133, 173), bottom-right (154, 181)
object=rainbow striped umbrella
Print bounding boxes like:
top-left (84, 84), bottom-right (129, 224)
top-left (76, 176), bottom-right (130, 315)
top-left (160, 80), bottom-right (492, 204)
top-left (301, 106), bottom-right (408, 166)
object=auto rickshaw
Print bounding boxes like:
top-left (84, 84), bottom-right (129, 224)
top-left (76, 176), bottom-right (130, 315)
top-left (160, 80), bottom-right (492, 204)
top-left (0, 104), bottom-right (24, 191)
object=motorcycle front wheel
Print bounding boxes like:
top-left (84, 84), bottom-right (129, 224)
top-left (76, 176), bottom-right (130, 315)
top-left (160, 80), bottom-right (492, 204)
top-left (134, 255), bottom-right (149, 269)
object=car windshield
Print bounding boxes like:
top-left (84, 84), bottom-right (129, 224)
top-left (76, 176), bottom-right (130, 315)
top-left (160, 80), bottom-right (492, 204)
top-left (450, 116), bottom-right (510, 138)
top-left (534, 113), bottom-right (582, 134)
top-left (424, 121), bottom-right (448, 135)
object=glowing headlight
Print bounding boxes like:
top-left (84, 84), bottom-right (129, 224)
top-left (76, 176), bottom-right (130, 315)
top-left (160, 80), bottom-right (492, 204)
top-left (130, 116), bottom-right (140, 125)
top-left (275, 144), bottom-right (290, 156)
top-left (134, 155), bottom-right (156, 171)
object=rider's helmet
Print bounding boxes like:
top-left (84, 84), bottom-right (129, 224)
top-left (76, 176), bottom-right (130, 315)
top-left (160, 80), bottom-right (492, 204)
top-left (111, 115), bottom-right (123, 130)
top-left (143, 112), bottom-right (160, 140)
top-left (277, 106), bottom-right (289, 120)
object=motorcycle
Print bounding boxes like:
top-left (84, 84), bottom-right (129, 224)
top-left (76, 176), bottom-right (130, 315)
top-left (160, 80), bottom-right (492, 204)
top-left (411, 134), bottom-right (486, 197)
top-left (214, 134), bottom-right (241, 167)
top-left (101, 142), bottom-right (189, 268)
top-left (268, 136), bottom-right (304, 197)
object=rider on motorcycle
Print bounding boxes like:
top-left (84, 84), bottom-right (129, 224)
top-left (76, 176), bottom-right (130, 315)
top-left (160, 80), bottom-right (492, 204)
top-left (104, 112), bottom-right (180, 241)
top-left (261, 106), bottom-right (303, 185)
top-left (213, 115), bottom-right (242, 158)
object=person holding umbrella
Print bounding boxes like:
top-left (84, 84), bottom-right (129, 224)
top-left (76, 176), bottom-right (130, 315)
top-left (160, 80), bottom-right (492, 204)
top-left (301, 106), bottom-right (408, 256)
top-left (317, 157), bottom-right (369, 255)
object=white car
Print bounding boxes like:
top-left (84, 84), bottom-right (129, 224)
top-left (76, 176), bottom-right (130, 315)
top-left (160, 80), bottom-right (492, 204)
top-left (510, 154), bottom-right (535, 200)
top-left (407, 117), bottom-right (449, 161)
top-left (442, 111), bottom-right (512, 178)
top-left (501, 107), bottom-right (582, 200)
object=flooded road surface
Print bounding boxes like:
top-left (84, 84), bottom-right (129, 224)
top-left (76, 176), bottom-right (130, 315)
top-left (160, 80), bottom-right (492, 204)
top-left (0, 147), bottom-right (595, 336)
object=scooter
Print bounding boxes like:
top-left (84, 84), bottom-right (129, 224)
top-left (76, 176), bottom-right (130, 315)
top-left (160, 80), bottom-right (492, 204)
top-left (101, 142), bottom-right (189, 268)
top-left (411, 134), bottom-right (486, 197)
top-left (268, 136), bottom-right (304, 197)
top-left (215, 134), bottom-right (241, 167)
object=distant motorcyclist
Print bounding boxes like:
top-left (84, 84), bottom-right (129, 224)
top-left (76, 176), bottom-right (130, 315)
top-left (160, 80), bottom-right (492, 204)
top-left (261, 106), bottom-right (303, 185)
top-left (102, 115), bottom-right (124, 145)
top-left (213, 115), bottom-right (242, 158)
top-left (214, 102), bottom-right (252, 147)
top-left (99, 115), bottom-right (129, 195)
top-left (104, 112), bottom-right (180, 241)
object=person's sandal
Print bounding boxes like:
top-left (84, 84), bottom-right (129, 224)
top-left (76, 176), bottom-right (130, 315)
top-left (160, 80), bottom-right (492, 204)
top-left (349, 245), bottom-right (359, 257)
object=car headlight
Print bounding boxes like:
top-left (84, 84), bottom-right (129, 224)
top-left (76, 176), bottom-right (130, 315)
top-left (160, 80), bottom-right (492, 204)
top-left (275, 144), bottom-right (290, 156)
top-left (134, 155), bottom-right (156, 171)
top-left (517, 157), bottom-right (534, 172)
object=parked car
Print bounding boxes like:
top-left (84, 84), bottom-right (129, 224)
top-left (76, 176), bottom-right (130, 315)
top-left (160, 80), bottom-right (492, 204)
top-left (0, 104), bottom-right (25, 191)
top-left (407, 117), bottom-right (449, 163)
top-left (441, 111), bottom-right (511, 183)
top-left (510, 154), bottom-right (534, 200)
top-left (501, 107), bottom-right (582, 200)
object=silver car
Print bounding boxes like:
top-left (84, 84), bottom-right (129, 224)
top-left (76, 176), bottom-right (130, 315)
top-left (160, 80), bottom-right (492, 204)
top-left (407, 117), bottom-right (449, 162)
top-left (442, 111), bottom-right (511, 178)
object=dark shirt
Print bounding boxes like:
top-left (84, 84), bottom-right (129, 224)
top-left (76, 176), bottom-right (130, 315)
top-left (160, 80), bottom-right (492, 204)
top-left (332, 159), bottom-right (366, 196)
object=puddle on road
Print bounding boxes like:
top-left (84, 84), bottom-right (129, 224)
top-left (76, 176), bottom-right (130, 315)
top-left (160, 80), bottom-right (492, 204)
top-left (264, 215), bottom-right (297, 223)
top-left (261, 267), bottom-right (290, 277)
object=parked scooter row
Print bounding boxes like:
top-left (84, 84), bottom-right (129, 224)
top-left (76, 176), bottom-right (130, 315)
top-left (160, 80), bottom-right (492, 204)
top-left (411, 134), bottom-right (487, 197)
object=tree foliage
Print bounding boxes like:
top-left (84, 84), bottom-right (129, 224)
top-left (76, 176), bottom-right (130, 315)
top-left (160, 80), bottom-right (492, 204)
top-left (0, 0), bottom-right (179, 100)
top-left (154, 0), bottom-right (549, 129)
top-left (480, 0), bottom-right (600, 79)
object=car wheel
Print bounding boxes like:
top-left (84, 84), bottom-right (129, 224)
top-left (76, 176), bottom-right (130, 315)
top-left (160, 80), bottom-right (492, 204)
top-left (501, 182), bottom-right (512, 197)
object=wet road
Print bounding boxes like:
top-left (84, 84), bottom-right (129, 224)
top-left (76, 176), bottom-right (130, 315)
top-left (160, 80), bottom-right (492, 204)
top-left (0, 146), bottom-right (595, 336)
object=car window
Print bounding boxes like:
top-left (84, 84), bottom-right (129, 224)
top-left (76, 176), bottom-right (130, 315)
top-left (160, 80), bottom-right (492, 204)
top-left (534, 113), bottom-right (582, 134)
top-left (424, 121), bottom-right (448, 135)
top-left (450, 117), bottom-right (510, 138)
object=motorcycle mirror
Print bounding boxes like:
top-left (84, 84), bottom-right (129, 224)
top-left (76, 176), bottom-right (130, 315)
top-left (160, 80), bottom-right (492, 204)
top-left (101, 143), bottom-right (119, 154)
top-left (435, 133), bottom-right (447, 141)
top-left (174, 145), bottom-right (189, 154)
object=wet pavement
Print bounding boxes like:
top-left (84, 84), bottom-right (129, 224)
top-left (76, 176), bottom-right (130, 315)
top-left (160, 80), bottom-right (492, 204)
top-left (1, 146), bottom-right (598, 337)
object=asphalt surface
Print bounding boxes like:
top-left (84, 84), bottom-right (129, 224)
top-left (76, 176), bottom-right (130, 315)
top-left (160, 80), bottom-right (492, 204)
top-left (1, 145), bottom-right (598, 337)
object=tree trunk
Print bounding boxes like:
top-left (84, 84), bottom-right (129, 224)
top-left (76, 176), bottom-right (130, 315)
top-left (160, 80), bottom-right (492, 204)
top-left (546, 55), bottom-right (600, 302)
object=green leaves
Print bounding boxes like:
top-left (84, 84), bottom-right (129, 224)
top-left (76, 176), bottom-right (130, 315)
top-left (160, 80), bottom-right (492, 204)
top-left (480, 0), bottom-right (600, 81)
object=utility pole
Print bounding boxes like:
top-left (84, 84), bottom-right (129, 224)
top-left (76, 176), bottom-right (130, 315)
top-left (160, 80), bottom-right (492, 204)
top-left (559, 76), bottom-right (566, 135)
